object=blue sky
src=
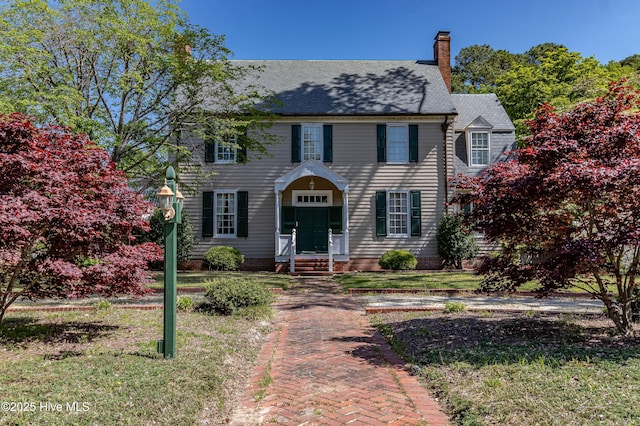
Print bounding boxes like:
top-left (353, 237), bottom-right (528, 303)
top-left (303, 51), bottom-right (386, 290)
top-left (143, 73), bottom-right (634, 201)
top-left (180, 0), bottom-right (639, 64)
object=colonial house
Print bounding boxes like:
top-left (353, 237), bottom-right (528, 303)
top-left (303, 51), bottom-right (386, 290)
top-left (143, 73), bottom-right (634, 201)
top-left (179, 31), bottom-right (515, 272)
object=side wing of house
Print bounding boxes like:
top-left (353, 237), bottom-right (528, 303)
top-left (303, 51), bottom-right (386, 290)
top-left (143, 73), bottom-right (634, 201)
top-left (450, 93), bottom-right (516, 256)
top-left (451, 94), bottom-right (516, 176)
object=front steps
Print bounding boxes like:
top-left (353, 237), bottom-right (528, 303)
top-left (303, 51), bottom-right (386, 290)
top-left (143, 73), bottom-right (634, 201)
top-left (289, 257), bottom-right (333, 276)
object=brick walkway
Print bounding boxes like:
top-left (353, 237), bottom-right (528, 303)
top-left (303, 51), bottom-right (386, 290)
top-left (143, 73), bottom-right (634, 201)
top-left (230, 277), bottom-right (450, 425)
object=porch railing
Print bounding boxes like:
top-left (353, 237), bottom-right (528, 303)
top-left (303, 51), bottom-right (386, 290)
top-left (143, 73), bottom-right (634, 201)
top-left (328, 228), bottom-right (333, 273)
top-left (290, 228), bottom-right (296, 273)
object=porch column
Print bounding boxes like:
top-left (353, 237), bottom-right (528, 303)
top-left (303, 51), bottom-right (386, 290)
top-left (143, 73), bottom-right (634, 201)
top-left (343, 189), bottom-right (349, 255)
top-left (275, 191), bottom-right (282, 256)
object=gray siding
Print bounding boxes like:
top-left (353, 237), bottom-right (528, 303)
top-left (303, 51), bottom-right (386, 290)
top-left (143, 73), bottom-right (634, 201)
top-left (180, 119), bottom-right (450, 260)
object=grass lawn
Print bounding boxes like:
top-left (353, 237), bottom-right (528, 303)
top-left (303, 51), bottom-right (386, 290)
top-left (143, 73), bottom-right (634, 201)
top-left (150, 270), bottom-right (292, 290)
top-left (372, 310), bottom-right (640, 425)
top-left (0, 307), bottom-right (271, 425)
top-left (335, 271), bottom-right (486, 291)
top-left (335, 271), bottom-right (609, 294)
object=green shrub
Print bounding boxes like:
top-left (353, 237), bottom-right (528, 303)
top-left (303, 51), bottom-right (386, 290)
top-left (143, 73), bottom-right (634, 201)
top-left (93, 300), bottom-right (112, 311)
top-left (444, 301), bottom-right (466, 313)
top-left (204, 246), bottom-right (244, 271)
top-left (201, 277), bottom-right (274, 315)
top-left (177, 296), bottom-right (193, 312)
top-left (137, 208), bottom-right (195, 268)
top-left (378, 250), bottom-right (417, 270)
top-left (436, 213), bottom-right (479, 269)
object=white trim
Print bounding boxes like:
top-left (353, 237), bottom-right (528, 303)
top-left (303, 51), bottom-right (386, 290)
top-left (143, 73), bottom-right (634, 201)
top-left (213, 190), bottom-right (237, 238)
top-left (292, 190), bottom-right (333, 206)
top-left (386, 123), bottom-right (409, 164)
top-left (274, 160), bottom-right (348, 193)
top-left (276, 115), bottom-right (450, 123)
top-left (386, 190), bottom-right (410, 237)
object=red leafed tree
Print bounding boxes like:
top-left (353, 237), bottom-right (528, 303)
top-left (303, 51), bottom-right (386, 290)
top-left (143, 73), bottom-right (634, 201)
top-left (0, 113), bottom-right (162, 324)
top-left (456, 81), bottom-right (640, 335)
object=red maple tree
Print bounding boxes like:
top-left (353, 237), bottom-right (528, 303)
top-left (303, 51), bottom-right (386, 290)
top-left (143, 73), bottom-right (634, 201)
top-left (456, 81), bottom-right (640, 335)
top-left (0, 114), bottom-right (162, 324)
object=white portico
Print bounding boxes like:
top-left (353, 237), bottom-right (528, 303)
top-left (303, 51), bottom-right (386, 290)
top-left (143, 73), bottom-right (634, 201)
top-left (274, 160), bottom-right (349, 262)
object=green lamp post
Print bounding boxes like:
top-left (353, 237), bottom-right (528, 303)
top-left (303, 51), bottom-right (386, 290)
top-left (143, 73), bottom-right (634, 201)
top-left (156, 166), bottom-right (183, 359)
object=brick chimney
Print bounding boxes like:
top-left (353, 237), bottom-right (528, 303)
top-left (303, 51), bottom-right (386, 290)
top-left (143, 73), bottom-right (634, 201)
top-left (433, 31), bottom-right (451, 93)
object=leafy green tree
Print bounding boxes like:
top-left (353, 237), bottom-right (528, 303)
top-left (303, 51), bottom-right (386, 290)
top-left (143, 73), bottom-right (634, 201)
top-left (0, 0), bottom-right (275, 189)
top-left (137, 208), bottom-right (194, 267)
top-left (620, 54), bottom-right (640, 71)
top-left (452, 45), bottom-right (520, 92)
top-left (436, 213), bottom-right (479, 269)
top-left (454, 42), bottom-right (639, 142)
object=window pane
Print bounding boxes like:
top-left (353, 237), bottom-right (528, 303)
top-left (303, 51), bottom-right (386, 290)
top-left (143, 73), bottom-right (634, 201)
top-left (470, 132), bottom-right (489, 166)
top-left (216, 192), bottom-right (235, 235)
top-left (388, 191), bottom-right (408, 235)
top-left (216, 138), bottom-right (237, 163)
top-left (303, 125), bottom-right (322, 161)
top-left (387, 126), bottom-right (408, 162)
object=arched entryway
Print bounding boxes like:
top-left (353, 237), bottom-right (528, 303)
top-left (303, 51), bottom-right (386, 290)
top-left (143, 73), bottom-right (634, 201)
top-left (274, 160), bottom-right (349, 261)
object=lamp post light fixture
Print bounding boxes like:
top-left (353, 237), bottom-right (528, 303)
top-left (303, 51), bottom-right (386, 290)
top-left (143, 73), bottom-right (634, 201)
top-left (157, 166), bottom-right (182, 359)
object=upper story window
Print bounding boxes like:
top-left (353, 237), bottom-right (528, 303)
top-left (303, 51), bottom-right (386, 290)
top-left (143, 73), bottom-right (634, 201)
top-left (376, 124), bottom-right (418, 163)
top-left (205, 137), bottom-right (238, 164)
top-left (470, 131), bottom-right (490, 167)
top-left (386, 125), bottom-right (409, 163)
top-left (216, 139), bottom-right (237, 164)
top-left (302, 124), bottom-right (322, 161)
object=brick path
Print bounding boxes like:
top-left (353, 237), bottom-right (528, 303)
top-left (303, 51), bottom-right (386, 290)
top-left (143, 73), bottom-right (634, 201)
top-left (230, 277), bottom-right (450, 425)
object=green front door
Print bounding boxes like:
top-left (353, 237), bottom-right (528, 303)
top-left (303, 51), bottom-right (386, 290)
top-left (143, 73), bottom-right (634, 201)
top-left (296, 207), bottom-right (328, 253)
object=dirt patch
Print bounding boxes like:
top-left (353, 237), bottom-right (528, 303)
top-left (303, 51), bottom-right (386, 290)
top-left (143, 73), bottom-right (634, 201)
top-left (380, 311), bottom-right (640, 357)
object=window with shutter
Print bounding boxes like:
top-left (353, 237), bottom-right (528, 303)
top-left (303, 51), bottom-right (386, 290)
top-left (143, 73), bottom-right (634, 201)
top-left (237, 191), bottom-right (248, 237)
top-left (375, 191), bottom-right (387, 236)
top-left (375, 190), bottom-right (422, 237)
top-left (202, 192), bottom-right (214, 237)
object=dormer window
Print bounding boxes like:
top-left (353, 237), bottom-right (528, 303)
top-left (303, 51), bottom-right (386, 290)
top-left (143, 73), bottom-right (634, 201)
top-left (470, 131), bottom-right (489, 167)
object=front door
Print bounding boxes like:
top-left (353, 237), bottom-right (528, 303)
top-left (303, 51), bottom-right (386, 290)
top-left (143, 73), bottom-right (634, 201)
top-left (296, 207), bottom-right (328, 253)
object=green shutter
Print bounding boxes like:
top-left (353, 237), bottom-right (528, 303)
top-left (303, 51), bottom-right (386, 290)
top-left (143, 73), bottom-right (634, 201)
top-left (377, 124), bottom-right (386, 162)
top-left (202, 191), bottom-right (214, 237)
top-left (375, 191), bottom-right (387, 236)
top-left (409, 125), bottom-right (418, 162)
top-left (410, 190), bottom-right (422, 236)
top-left (237, 191), bottom-right (248, 237)
top-left (291, 125), bottom-right (301, 162)
top-left (238, 131), bottom-right (248, 164)
top-left (281, 206), bottom-right (296, 234)
top-left (329, 206), bottom-right (342, 234)
top-left (323, 124), bottom-right (333, 163)
top-left (204, 142), bottom-right (215, 163)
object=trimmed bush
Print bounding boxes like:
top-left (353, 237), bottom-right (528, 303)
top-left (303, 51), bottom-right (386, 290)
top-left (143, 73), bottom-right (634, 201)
top-left (378, 249), bottom-right (417, 270)
top-left (204, 246), bottom-right (244, 271)
top-left (201, 277), bottom-right (274, 315)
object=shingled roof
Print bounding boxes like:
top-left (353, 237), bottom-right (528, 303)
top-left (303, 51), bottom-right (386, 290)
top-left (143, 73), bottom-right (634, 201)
top-left (451, 94), bottom-right (515, 131)
top-left (231, 60), bottom-right (456, 116)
